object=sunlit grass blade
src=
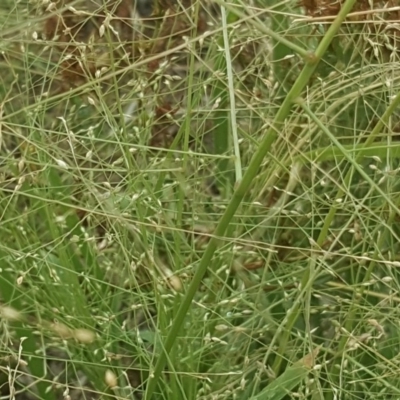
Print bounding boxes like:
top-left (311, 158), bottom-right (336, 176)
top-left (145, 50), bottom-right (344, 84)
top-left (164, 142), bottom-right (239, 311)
top-left (250, 349), bottom-right (318, 400)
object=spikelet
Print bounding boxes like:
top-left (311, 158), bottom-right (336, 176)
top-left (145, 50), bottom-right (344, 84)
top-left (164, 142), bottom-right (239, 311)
top-left (43, 0), bottom-right (136, 88)
top-left (300, 0), bottom-right (400, 21)
top-left (299, 0), bottom-right (400, 54)
top-left (43, 0), bottom-right (207, 87)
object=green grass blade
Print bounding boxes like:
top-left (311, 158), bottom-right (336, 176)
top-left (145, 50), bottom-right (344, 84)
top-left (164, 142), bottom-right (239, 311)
top-left (250, 350), bottom-right (318, 400)
top-left (143, 1), bottom-right (357, 397)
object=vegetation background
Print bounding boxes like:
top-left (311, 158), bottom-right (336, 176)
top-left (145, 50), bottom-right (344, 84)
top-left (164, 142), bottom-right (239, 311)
top-left (1, 0), bottom-right (400, 399)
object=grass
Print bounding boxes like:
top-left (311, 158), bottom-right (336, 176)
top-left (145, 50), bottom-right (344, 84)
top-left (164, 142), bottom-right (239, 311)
top-left (1, 0), bottom-right (400, 399)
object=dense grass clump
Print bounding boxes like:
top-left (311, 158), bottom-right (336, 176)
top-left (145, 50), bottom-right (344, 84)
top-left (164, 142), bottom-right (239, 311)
top-left (1, 0), bottom-right (400, 399)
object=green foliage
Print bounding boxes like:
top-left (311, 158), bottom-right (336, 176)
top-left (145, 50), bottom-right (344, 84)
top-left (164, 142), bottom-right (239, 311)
top-left (1, 0), bottom-right (400, 399)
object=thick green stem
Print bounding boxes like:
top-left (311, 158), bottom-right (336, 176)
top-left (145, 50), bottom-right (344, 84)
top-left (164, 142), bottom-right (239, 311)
top-left (143, 1), bottom-right (357, 398)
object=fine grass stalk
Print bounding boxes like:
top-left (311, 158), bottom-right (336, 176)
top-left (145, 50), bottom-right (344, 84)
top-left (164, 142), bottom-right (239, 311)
top-left (144, 0), bottom-right (357, 397)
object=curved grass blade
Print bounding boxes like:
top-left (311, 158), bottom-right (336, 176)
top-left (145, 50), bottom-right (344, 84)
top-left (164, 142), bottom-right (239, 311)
top-left (250, 349), bottom-right (319, 400)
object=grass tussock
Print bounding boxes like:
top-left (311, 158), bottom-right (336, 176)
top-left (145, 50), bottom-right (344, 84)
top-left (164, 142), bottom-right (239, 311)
top-left (1, 0), bottom-right (400, 399)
